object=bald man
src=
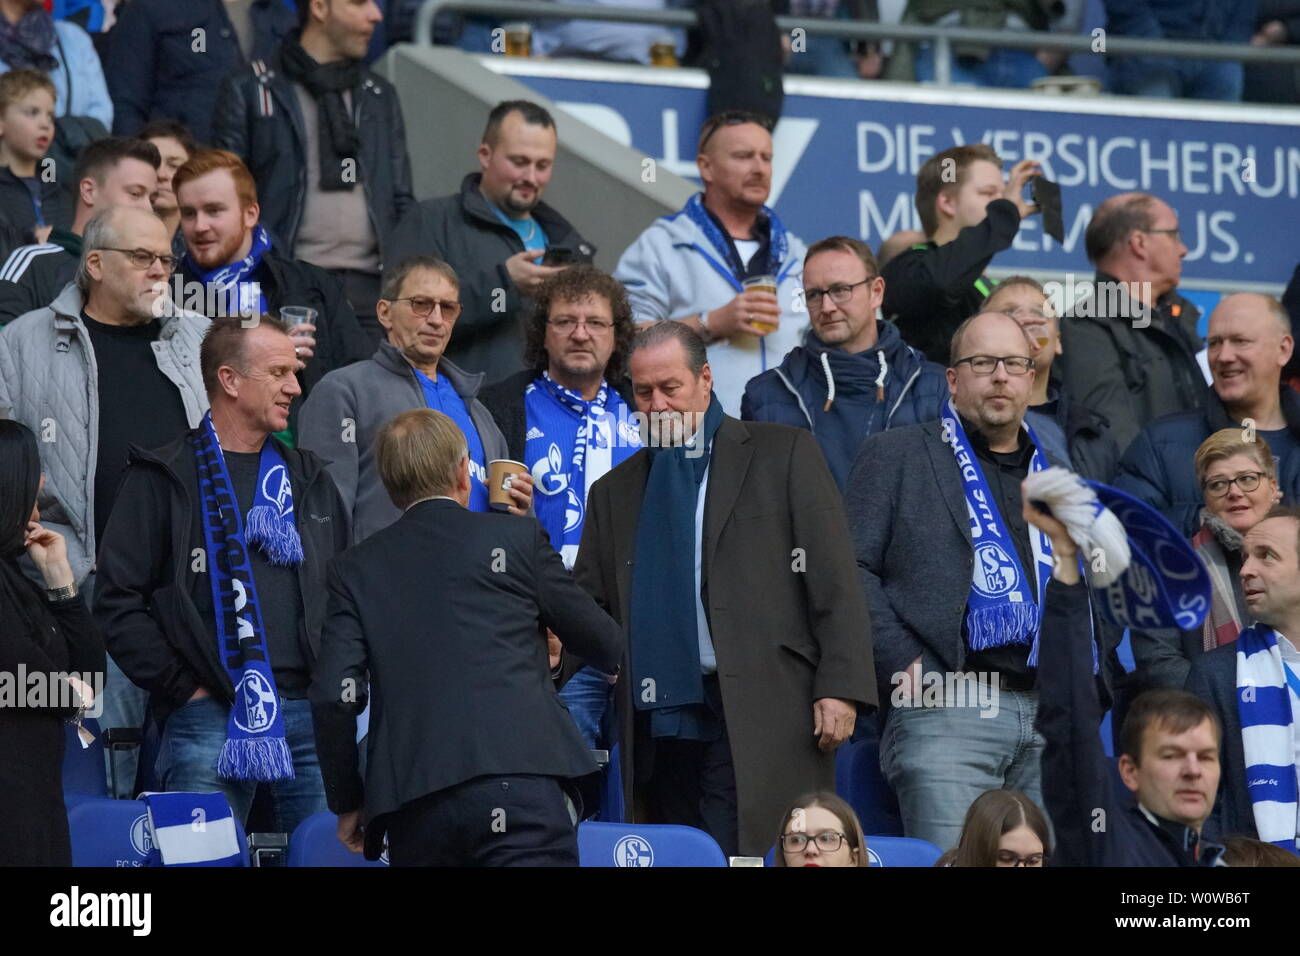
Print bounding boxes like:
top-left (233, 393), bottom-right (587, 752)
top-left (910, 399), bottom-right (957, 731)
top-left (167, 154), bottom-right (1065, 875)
top-left (1115, 293), bottom-right (1297, 536)
top-left (1057, 192), bottom-right (1205, 454)
top-left (846, 311), bottom-right (1088, 849)
top-left (615, 110), bottom-right (808, 414)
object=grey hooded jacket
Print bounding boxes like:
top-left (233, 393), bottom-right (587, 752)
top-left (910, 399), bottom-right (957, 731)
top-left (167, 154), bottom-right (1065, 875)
top-left (0, 283), bottom-right (210, 582)
top-left (296, 340), bottom-right (508, 542)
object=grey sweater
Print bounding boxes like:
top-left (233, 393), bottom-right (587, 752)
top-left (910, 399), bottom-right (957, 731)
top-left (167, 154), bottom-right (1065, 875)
top-left (296, 341), bottom-right (508, 542)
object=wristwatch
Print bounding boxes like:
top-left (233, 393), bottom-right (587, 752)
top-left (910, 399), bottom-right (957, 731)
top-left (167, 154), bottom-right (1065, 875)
top-left (698, 310), bottom-right (714, 343)
top-left (46, 583), bottom-right (78, 603)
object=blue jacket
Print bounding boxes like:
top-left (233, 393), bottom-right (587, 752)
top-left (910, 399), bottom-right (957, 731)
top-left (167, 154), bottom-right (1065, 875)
top-left (1114, 385), bottom-right (1300, 538)
top-left (1102, 0), bottom-right (1254, 43)
top-left (741, 320), bottom-right (946, 490)
top-left (0, 20), bottom-right (112, 127)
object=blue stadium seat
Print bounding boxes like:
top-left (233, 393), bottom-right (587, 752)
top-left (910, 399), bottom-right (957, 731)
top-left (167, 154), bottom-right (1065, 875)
top-left (68, 797), bottom-right (248, 867)
top-left (865, 836), bottom-right (943, 867)
top-left (577, 821), bottom-right (727, 867)
top-left (62, 716), bottom-right (107, 799)
top-left (835, 736), bottom-right (904, 836)
top-left (765, 835), bottom-right (943, 866)
top-left (287, 811), bottom-right (388, 867)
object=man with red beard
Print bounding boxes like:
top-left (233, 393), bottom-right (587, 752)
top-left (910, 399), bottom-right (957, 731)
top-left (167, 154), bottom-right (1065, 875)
top-left (173, 149), bottom-right (370, 433)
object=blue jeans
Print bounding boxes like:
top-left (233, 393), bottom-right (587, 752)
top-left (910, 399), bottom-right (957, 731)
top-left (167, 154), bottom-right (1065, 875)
top-left (157, 696), bottom-right (327, 834)
top-left (559, 666), bottom-right (610, 750)
top-left (1109, 57), bottom-right (1243, 102)
top-left (880, 685), bottom-right (1043, 851)
top-left (915, 45), bottom-right (1049, 89)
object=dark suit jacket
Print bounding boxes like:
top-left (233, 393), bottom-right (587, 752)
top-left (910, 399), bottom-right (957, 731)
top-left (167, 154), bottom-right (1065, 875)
top-left (573, 414), bottom-right (876, 856)
top-left (846, 418), bottom-right (1119, 709)
top-left (310, 498), bottom-right (623, 859)
top-left (1185, 643), bottom-right (1255, 843)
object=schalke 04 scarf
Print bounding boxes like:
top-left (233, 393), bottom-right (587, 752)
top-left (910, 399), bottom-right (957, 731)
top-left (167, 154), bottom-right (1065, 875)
top-left (941, 398), bottom-right (1053, 666)
top-left (525, 373), bottom-right (638, 568)
top-left (193, 413), bottom-right (303, 781)
top-left (1235, 624), bottom-right (1300, 852)
top-left (279, 37), bottom-right (361, 191)
top-left (186, 224), bottom-right (271, 318)
top-left (683, 192), bottom-right (790, 284)
top-left (629, 393), bottom-right (724, 740)
top-left (0, 8), bottom-right (57, 72)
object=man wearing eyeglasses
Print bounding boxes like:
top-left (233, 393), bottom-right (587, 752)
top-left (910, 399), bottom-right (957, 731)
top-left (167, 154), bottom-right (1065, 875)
top-left (614, 110), bottom-right (808, 416)
top-left (479, 265), bottom-right (640, 753)
top-left (297, 255), bottom-right (525, 543)
top-left (1057, 192), bottom-right (1205, 456)
top-left (846, 311), bottom-right (1079, 850)
top-left (741, 236), bottom-right (946, 490)
top-left (981, 277), bottom-right (1119, 484)
top-left (1115, 293), bottom-right (1299, 537)
top-left (0, 204), bottom-right (209, 796)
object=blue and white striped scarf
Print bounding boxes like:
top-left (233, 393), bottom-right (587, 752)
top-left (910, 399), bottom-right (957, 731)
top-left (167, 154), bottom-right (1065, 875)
top-left (141, 792), bottom-right (243, 866)
top-left (1236, 624), bottom-right (1300, 852)
top-left (940, 399), bottom-right (1053, 665)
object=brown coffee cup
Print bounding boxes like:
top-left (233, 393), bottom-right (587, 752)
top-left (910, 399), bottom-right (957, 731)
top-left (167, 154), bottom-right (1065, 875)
top-left (489, 459), bottom-right (528, 511)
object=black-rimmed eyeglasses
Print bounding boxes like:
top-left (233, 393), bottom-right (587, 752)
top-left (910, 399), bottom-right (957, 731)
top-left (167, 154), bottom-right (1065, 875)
top-left (952, 355), bottom-right (1035, 376)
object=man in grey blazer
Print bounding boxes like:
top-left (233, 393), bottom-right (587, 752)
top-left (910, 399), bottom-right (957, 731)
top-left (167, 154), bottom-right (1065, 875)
top-left (846, 310), bottom-right (1078, 850)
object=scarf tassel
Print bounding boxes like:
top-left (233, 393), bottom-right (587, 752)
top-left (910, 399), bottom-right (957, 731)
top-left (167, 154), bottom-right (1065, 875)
top-left (244, 505), bottom-right (304, 566)
top-left (216, 736), bottom-right (295, 782)
top-left (967, 603), bottom-right (1040, 654)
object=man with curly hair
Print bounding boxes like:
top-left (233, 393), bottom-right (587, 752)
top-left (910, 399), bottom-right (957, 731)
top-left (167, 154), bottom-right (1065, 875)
top-left (480, 264), bottom-right (640, 749)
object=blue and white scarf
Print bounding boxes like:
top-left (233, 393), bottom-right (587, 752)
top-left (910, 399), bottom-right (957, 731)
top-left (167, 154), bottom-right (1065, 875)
top-left (193, 412), bottom-right (302, 782)
top-left (525, 373), bottom-right (638, 568)
top-left (683, 191), bottom-right (790, 284)
top-left (185, 224), bottom-right (272, 317)
top-left (941, 399), bottom-right (1053, 665)
top-left (1235, 624), bottom-right (1300, 852)
top-left (141, 792), bottom-right (243, 867)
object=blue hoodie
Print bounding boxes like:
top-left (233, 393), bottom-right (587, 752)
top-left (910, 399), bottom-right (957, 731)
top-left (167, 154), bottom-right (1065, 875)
top-left (741, 320), bottom-right (947, 490)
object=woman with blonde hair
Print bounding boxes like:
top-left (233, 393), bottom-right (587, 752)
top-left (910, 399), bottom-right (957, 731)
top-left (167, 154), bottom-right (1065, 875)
top-left (1132, 428), bottom-right (1281, 688)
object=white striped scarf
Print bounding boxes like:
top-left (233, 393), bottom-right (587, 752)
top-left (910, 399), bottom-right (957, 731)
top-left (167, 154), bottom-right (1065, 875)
top-left (1236, 624), bottom-right (1300, 852)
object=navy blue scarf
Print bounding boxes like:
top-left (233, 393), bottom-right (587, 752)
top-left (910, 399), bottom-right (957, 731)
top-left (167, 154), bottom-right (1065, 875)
top-left (629, 393), bottom-right (724, 740)
top-left (192, 413), bottom-right (302, 781)
top-left (185, 225), bottom-right (272, 318)
top-left (683, 192), bottom-right (789, 284)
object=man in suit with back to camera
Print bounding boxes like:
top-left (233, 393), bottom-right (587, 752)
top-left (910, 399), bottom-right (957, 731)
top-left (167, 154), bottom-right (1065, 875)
top-left (310, 408), bottom-right (623, 866)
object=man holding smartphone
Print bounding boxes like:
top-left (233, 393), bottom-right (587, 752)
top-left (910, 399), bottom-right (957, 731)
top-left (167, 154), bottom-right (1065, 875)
top-left (882, 144), bottom-right (1041, 367)
top-left (387, 100), bottom-right (595, 387)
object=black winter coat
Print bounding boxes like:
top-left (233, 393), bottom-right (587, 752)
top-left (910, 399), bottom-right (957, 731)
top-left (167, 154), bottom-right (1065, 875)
top-left (105, 0), bottom-right (295, 142)
top-left (387, 173), bottom-right (595, 386)
top-left (211, 46), bottom-right (415, 263)
top-left (93, 431), bottom-right (351, 721)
